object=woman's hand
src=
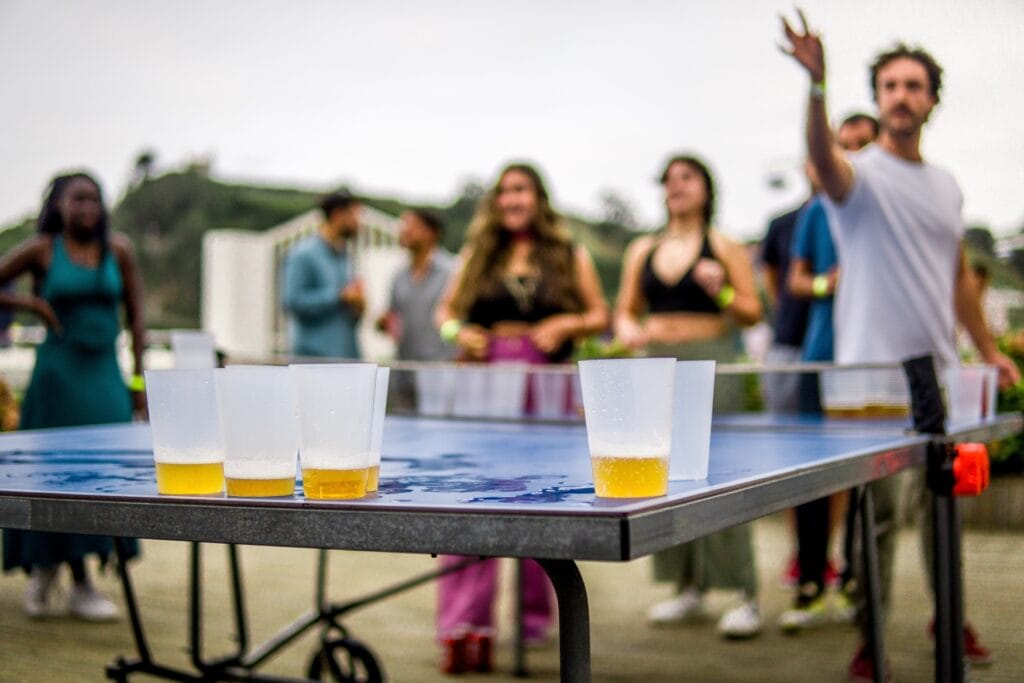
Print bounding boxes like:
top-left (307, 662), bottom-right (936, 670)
top-left (615, 316), bottom-right (649, 351)
top-left (691, 258), bottom-right (726, 297)
top-left (531, 315), bottom-right (576, 355)
top-left (31, 296), bottom-right (62, 334)
top-left (456, 324), bottom-right (490, 361)
top-left (131, 389), bottom-right (148, 421)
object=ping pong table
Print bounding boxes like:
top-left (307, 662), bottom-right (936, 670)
top-left (0, 407), bottom-right (1018, 682)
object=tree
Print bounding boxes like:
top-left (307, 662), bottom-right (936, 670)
top-left (130, 149), bottom-right (157, 187)
top-left (598, 190), bottom-right (639, 231)
top-left (964, 224), bottom-right (995, 257)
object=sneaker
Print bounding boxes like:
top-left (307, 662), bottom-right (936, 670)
top-left (717, 601), bottom-right (762, 639)
top-left (847, 643), bottom-right (892, 682)
top-left (465, 629), bottom-right (494, 673)
top-left (23, 565), bottom-right (60, 619)
top-left (824, 558), bottom-right (842, 588)
top-left (927, 620), bottom-right (993, 667)
top-left (439, 631), bottom-right (467, 675)
top-left (832, 590), bottom-right (857, 624)
top-left (68, 583), bottom-right (119, 622)
top-left (778, 589), bottom-right (828, 634)
top-left (779, 554), bottom-right (800, 588)
top-left (646, 587), bottom-right (703, 625)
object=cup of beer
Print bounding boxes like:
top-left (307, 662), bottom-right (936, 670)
top-left (366, 366), bottom-right (390, 493)
top-left (215, 366), bottom-right (300, 497)
top-left (170, 330), bottom-right (217, 369)
top-left (578, 357), bottom-right (676, 498)
top-left (146, 368), bottom-right (225, 495)
top-left (291, 363), bottom-right (377, 499)
top-left (669, 361), bottom-right (716, 481)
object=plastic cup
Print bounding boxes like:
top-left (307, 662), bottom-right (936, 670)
top-left (367, 366), bottom-right (390, 493)
top-left (215, 366), bottom-right (300, 497)
top-left (171, 330), bottom-right (217, 369)
top-left (415, 366), bottom-right (456, 417)
top-left (944, 365), bottom-right (985, 425)
top-left (532, 371), bottom-right (569, 420)
top-left (983, 365), bottom-right (999, 419)
top-left (290, 363), bottom-right (377, 499)
top-left (578, 358), bottom-right (676, 498)
top-left (669, 361), bottom-right (716, 481)
top-left (145, 369), bottom-right (224, 495)
top-left (452, 367), bottom-right (489, 418)
top-left (487, 363), bottom-right (528, 419)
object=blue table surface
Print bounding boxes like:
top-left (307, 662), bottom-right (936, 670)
top-left (0, 415), bottom-right (929, 515)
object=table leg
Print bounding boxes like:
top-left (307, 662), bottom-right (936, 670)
top-left (536, 559), bottom-right (590, 683)
top-left (859, 486), bottom-right (887, 683)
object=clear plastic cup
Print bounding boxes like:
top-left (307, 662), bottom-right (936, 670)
top-left (820, 367), bottom-right (909, 418)
top-left (487, 363), bottom-right (528, 419)
top-left (215, 366), bottom-right (300, 497)
top-left (145, 368), bottom-right (224, 495)
top-left (367, 366), bottom-right (390, 493)
top-left (415, 366), bottom-right (456, 417)
top-left (669, 361), bottom-right (716, 481)
top-left (944, 364), bottom-right (985, 425)
top-left (290, 363), bottom-right (377, 499)
top-left (452, 367), bottom-right (489, 418)
top-left (532, 371), bottom-right (569, 420)
top-left (578, 358), bottom-right (676, 498)
top-left (983, 365), bottom-right (999, 419)
top-left (170, 330), bottom-right (217, 369)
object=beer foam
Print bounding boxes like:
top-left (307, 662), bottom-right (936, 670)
top-left (224, 458), bottom-right (297, 480)
top-left (299, 448), bottom-right (372, 470)
top-left (587, 432), bottom-right (669, 459)
top-left (153, 446), bottom-right (223, 465)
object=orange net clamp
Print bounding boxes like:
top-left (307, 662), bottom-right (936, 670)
top-left (952, 443), bottom-right (990, 497)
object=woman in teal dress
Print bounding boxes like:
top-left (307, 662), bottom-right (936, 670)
top-left (0, 172), bottom-right (147, 620)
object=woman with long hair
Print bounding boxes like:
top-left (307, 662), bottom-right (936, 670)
top-left (0, 171), bottom-right (146, 620)
top-left (615, 154), bottom-right (764, 639)
top-left (432, 162), bottom-right (608, 671)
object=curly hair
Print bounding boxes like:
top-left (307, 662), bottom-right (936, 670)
top-left (448, 163), bottom-right (580, 317)
top-left (870, 43), bottom-right (944, 104)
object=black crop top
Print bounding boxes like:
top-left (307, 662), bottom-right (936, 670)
top-left (640, 233), bottom-right (722, 314)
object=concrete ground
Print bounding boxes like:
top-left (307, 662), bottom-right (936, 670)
top-left (1, 513), bottom-right (1021, 682)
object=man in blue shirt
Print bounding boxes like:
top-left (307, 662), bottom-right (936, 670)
top-left (282, 190), bottom-right (365, 359)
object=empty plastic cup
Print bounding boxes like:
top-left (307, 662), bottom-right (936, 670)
top-left (146, 368), bottom-right (224, 495)
top-left (669, 361), bottom-right (716, 481)
top-left (415, 366), bottom-right (456, 416)
top-left (171, 330), bottom-right (217, 369)
top-left (215, 366), bottom-right (300, 497)
top-left (578, 358), bottom-right (676, 498)
top-left (291, 363), bottom-right (377, 499)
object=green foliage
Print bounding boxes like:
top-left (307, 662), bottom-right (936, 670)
top-left (991, 332), bottom-right (1024, 474)
top-left (571, 336), bottom-right (634, 361)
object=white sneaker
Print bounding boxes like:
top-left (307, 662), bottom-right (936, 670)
top-left (23, 566), bottom-right (60, 619)
top-left (68, 583), bottom-right (119, 621)
top-left (717, 601), bottom-right (762, 639)
top-left (646, 587), bottom-right (703, 625)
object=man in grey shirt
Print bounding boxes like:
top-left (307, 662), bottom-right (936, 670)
top-left (782, 10), bottom-right (1018, 680)
top-left (377, 208), bottom-right (455, 409)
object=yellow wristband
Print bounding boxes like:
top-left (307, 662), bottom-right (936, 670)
top-left (127, 374), bottom-right (145, 392)
top-left (810, 80), bottom-right (826, 100)
top-left (812, 274), bottom-right (830, 298)
top-left (439, 319), bottom-right (463, 344)
top-left (716, 285), bottom-right (736, 308)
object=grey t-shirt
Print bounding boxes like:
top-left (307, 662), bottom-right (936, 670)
top-left (389, 249), bottom-right (456, 362)
top-left (823, 144), bottom-right (963, 366)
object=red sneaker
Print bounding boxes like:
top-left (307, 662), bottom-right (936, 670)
top-left (847, 643), bottom-right (892, 682)
top-left (440, 632), bottom-right (467, 675)
top-left (824, 558), bottom-right (843, 588)
top-left (466, 629), bottom-right (494, 673)
top-left (780, 554), bottom-right (800, 588)
top-left (927, 620), bottom-right (994, 667)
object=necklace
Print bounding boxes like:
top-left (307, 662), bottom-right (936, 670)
top-left (502, 273), bottom-right (539, 314)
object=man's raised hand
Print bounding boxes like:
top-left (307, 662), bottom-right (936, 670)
top-left (780, 8), bottom-right (825, 83)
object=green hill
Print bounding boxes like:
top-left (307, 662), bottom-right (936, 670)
top-left (0, 166), bottom-right (637, 329)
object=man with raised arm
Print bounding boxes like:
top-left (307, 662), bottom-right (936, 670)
top-left (780, 9), bottom-right (1019, 681)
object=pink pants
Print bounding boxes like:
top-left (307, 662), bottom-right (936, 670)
top-left (437, 556), bottom-right (553, 640)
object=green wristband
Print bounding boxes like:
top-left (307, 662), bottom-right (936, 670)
top-left (716, 285), bottom-right (736, 308)
top-left (439, 319), bottom-right (463, 344)
top-left (812, 274), bottom-right (830, 298)
top-left (127, 374), bottom-right (145, 392)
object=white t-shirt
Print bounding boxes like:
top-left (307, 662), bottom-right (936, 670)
top-left (823, 144), bottom-right (963, 366)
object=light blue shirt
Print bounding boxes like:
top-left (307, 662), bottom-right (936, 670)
top-left (282, 234), bottom-right (360, 359)
top-left (791, 197), bottom-right (836, 362)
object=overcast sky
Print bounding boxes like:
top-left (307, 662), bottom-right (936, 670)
top-left (1, 0), bottom-right (1021, 240)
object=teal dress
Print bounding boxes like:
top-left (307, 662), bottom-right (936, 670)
top-left (3, 237), bottom-right (139, 572)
